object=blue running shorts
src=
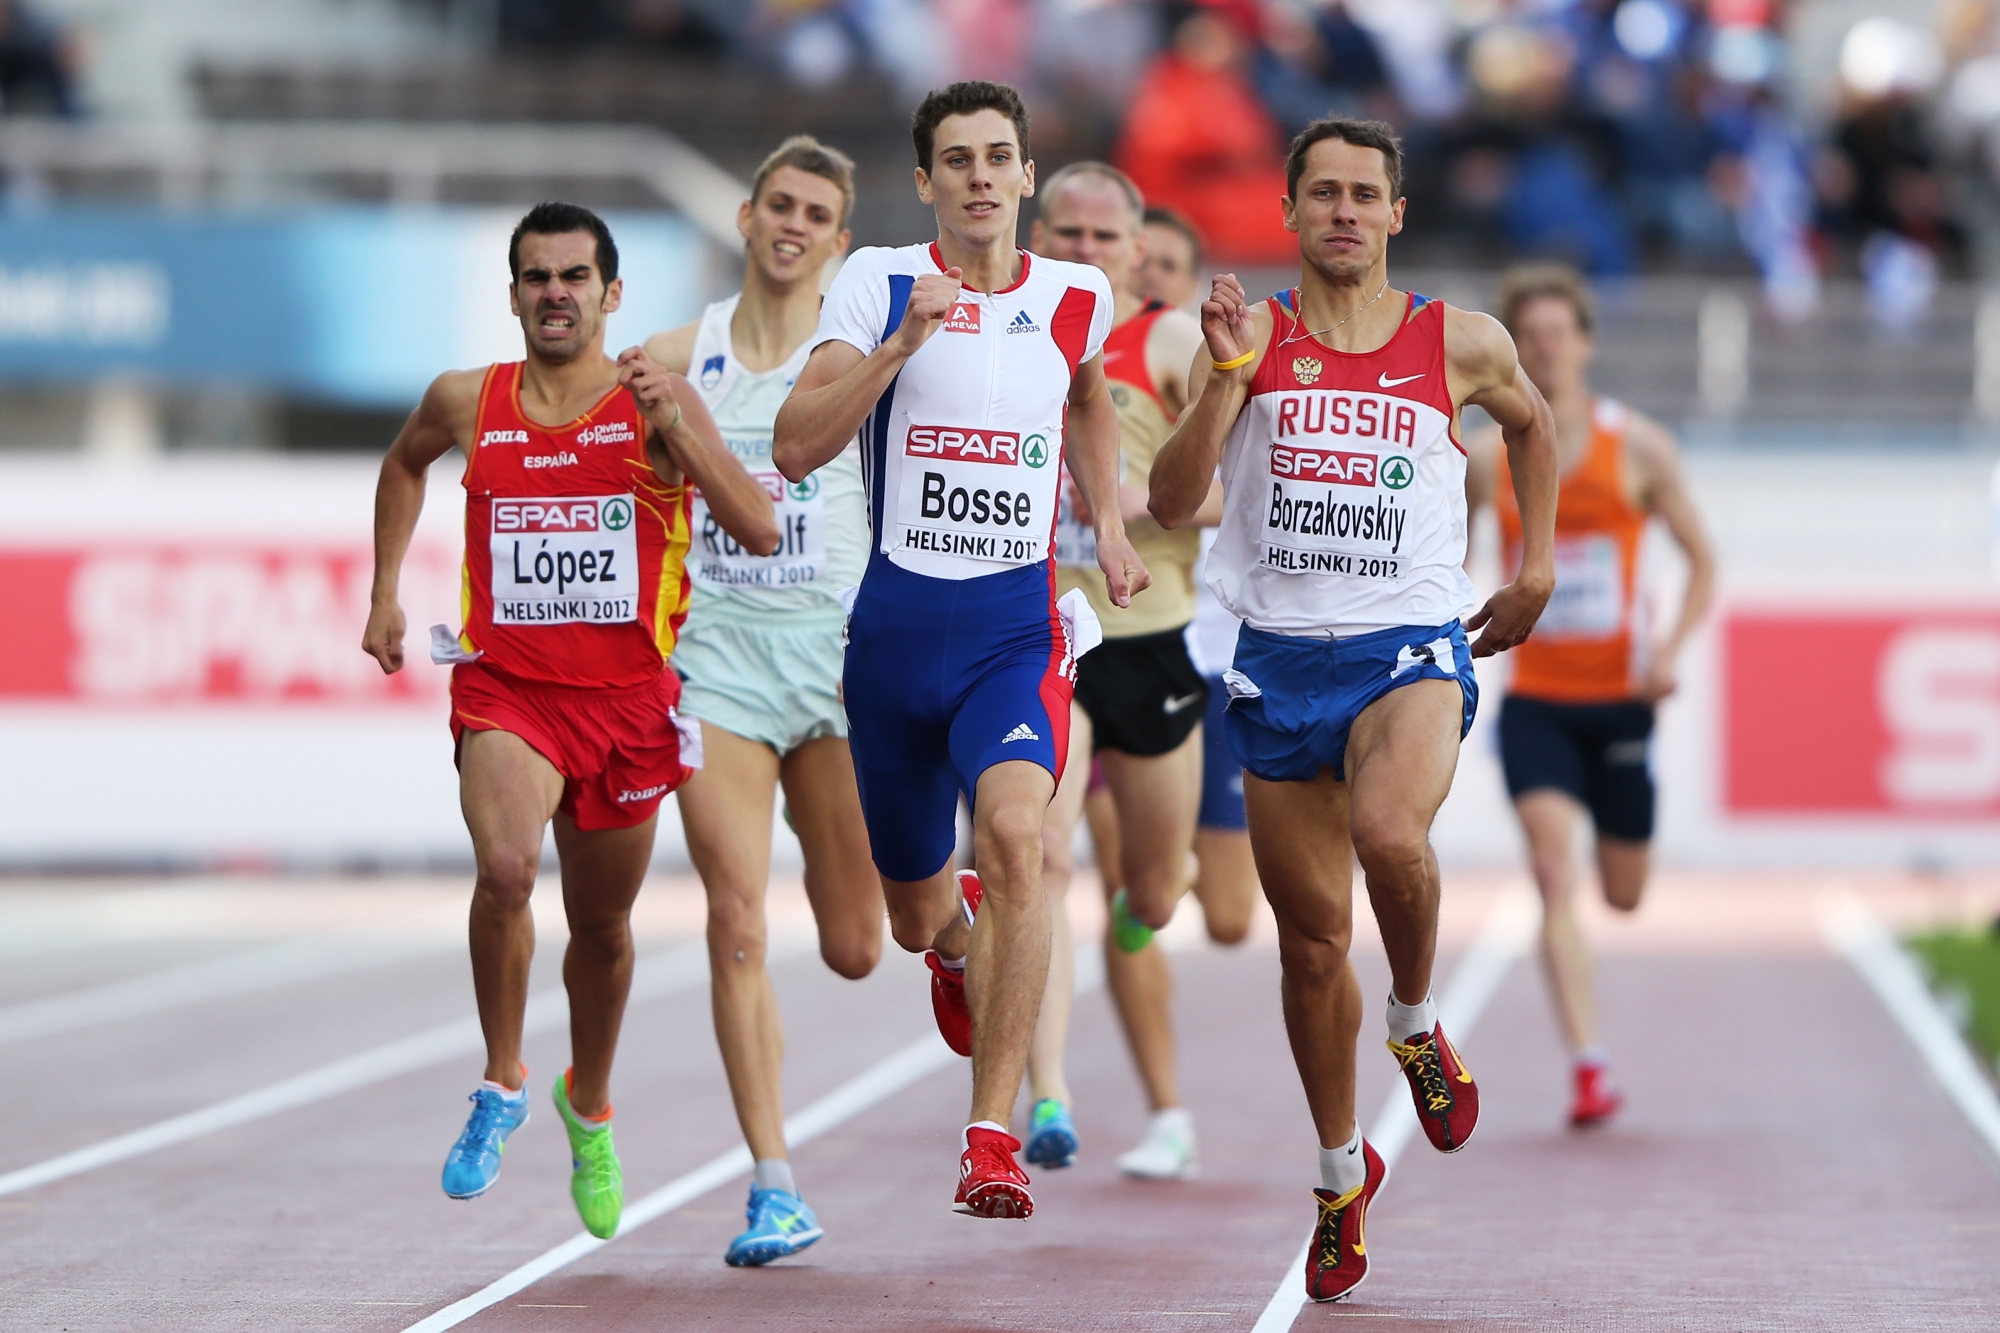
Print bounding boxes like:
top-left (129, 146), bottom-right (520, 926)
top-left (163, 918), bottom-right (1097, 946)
top-left (1197, 675), bottom-right (1248, 830)
top-left (843, 557), bottom-right (1073, 883)
top-left (1222, 622), bottom-right (1478, 784)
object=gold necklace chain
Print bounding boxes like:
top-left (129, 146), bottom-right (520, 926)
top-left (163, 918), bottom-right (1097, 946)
top-left (1280, 279), bottom-right (1391, 347)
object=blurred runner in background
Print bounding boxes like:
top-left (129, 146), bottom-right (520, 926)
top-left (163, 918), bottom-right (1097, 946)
top-left (645, 135), bottom-right (881, 1267)
top-left (1467, 262), bottom-right (1715, 1128)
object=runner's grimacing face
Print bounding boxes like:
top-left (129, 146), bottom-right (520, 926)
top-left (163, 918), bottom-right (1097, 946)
top-left (1283, 139), bottom-right (1405, 283)
top-left (1140, 223), bottom-right (1198, 309)
top-left (1511, 294), bottom-right (1593, 398)
top-left (1034, 180), bottom-right (1141, 292)
top-left (510, 230), bottom-right (622, 363)
top-left (740, 165), bottom-right (849, 287)
top-left (917, 109), bottom-right (1034, 253)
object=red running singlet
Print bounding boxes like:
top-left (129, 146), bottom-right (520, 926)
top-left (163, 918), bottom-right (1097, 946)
top-left (458, 362), bottom-right (694, 689)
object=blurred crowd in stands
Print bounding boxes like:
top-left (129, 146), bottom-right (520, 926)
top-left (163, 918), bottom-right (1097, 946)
top-left (480, 0), bottom-right (2000, 323)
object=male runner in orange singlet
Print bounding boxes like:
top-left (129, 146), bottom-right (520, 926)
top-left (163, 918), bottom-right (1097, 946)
top-left (1151, 117), bottom-right (1558, 1301)
top-left (363, 202), bottom-right (779, 1240)
top-left (1466, 263), bottom-right (1714, 1127)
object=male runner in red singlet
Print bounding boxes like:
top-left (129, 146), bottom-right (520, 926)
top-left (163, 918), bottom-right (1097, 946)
top-left (1019, 161), bottom-right (1243, 1179)
top-left (363, 202), bottom-right (779, 1241)
top-left (1466, 263), bottom-right (1714, 1127)
top-left (1151, 118), bottom-right (1559, 1301)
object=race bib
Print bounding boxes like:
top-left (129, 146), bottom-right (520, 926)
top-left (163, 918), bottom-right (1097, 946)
top-left (1053, 469), bottom-right (1096, 570)
top-left (893, 424), bottom-right (1056, 564)
top-left (1535, 534), bottom-right (1624, 637)
top-left (690, 471), bottom-right (826, 590)
top-left (1257, 442), bottom-right (1414, 585)
top-left (489, 494), bottom-right (640, 625)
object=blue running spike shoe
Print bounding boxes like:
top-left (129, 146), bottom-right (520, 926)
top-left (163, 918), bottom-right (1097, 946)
top-left (1024, 1098), bottom-right (1079, 1169)
top-left (724, 1185), bottom-right (824, 1267)
top-left (441, 1085), bottom-right (530, 1199)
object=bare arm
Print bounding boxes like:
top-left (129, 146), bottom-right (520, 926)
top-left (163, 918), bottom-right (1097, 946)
top-left (643, 320), bottom-right (699, 378)
top-left (618, 348), bottom-right (780, 556)
top-left (1068, 353), bottom-right (1150, 607)
top-left (1462, 423), bottom-right (1502, 516)
top-left (1146, 306), bottom-right (1206, 420)
top-left (1149, 273), bottom-right (1267, 529)
top-left (1450, 307), bottom-right (1557, 657)
top-left (1626, 412), bottom-right (1716, 702)
top-left (363, 370), bottom-right (481, 674)
top-left (774, 269), bottom-right (964, 482)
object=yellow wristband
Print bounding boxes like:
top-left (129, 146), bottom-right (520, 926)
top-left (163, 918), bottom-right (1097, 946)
top-left (1210, 349), bottom-right (1256, 372)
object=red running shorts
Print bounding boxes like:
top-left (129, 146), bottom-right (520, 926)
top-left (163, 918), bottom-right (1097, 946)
top-left (449, 663), bottom-right (698, 831)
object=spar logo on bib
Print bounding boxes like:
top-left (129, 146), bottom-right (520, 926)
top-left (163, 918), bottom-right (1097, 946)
top-left (906, 425), bottom-right (1021, 465)
top-left (1381, 456), bottom-right (1414, 490)
top-left (1270, 445), bottom-right (1379, 487)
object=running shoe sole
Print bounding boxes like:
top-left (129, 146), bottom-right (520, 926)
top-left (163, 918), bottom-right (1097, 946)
top-left (725, 1226), bottom-right (824, 1267)
top-left (952, 1182), bottom-right (1034, 1219)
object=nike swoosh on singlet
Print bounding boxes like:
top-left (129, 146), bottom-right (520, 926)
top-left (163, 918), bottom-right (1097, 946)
top-left (1378, 372), bottom-right (1424, 388)
top-left (1162, 692), bottom-right (1204, 715)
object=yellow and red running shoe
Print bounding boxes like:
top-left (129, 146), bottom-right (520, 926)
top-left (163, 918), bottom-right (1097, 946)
top-left (1305, 1138), bottom-right (1386, 1302)
top-left (1387, 1022), bottom-right (1479, 1152)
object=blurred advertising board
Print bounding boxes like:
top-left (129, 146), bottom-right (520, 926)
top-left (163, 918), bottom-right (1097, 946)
top-left (0, 209), bottom-right (703, 405)
top-left (1726, 609), bottom-right (2000, 817)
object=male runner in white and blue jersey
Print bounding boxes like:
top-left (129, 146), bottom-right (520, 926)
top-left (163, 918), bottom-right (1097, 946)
top-left (775, 80), bottom-right (1147, 1219)
top-left (1151, 117), bottom-right (1558, 1301)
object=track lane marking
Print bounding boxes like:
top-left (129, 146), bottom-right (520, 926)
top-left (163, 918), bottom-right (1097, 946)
top-left (0, 936), bottom-right (453, 1049)
top-left (0, 939), bottom-right (736, 1198)
top-left (401, 942), bottom-right (1109, 1333)
top-left (1820, 894), bottom-right (2000, 1164)
top-left (1250, 889), bottom-right (1538, 1333)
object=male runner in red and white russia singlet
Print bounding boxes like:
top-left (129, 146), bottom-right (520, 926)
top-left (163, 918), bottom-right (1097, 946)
top-left (1150, 118), bottom-right (1559, 1303)
top-left (363, 203), bottom-right (778, 1240)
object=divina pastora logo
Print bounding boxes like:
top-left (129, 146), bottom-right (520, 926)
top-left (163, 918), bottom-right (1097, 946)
top-left (602, 497), bottom-right (634, 530)
top-left (1022, 434), bottom-right (1050, 468)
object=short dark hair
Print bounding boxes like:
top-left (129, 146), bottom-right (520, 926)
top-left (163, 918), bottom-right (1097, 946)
top-left (509, 202), bottom-right (619, 284)
top-left (751, 134), bottom-right (858, 227)
top-left (1142, 205), bottom-right (1204, 267)
top-left (912, 80), bottom-right (1031, 171)
top-left (1285, 116), bottom-right (1403, 201)
top-left (1497, 262), bottom-right (1597, 337)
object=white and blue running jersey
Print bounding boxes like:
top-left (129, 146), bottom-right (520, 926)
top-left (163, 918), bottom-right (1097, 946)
top-left (811, 243), bottom-right (1115, 582)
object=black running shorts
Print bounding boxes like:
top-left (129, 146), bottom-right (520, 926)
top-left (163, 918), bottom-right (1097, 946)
top-left (1498, 695), bottom-right (1656, 842)
top-left (1074, 626), bottom-right (1209, 758)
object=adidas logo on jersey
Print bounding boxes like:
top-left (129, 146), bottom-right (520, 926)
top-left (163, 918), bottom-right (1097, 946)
top-left (1001, 723), bottom-right (1040, 744)
top-left (1006, 309), bottom-right (1041, 335)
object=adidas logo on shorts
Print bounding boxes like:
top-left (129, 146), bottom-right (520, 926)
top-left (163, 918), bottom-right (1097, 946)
top-left (1001, 723), bottom-right (1040, 744)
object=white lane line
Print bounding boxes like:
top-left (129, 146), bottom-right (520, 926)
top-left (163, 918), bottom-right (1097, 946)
top-left (401, 942), bottom-right (1109, 1333)
top-left (1249, 889), bottom-right (1538, 1333)
top-left (0, 936), bottom-right (452, 1049)
top-left (0, 939), bottom-right (725, 1199)
top-left (1819, 894), bottom-right (2000, 1163)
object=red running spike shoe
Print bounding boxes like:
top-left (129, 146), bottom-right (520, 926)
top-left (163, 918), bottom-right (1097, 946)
top-left (1386, 1022), bottom-right (1479, 1152)
top-left (954, 1126), bottom-right (1033, 1219)
top-left (1305, 1138), bottom-right (1387, 1302)
top-left (1569, 1062), bottom-right (1624, 1127)
top-left (925, 871), bottom-right (984, 1057)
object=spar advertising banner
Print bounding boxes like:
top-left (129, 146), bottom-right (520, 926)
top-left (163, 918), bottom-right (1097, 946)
top-left (1726, 609), bottom-right (2000, 818)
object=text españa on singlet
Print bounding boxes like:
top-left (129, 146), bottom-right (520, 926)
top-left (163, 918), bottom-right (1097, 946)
top-left (488, 494), bottom-right (640, 625)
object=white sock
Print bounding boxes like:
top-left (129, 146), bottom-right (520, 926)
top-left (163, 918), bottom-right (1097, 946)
top-left (1149, 1107), bottom-right (1194, 1138)
top-left (753, 1158), bottom-right (796, 1195)
top-left (962, 1119), bottom-right (1008, 1149)
top-left (937, 952), bottom-right (966, 972)
top-left (1318, 1128), bottom-right (1365, 1194)
top-left (1575, 1044), bottom-right (1608, 1070)
top-left (481, 1078), bottom-right (527, 1102)
top-left (1386, 990), bottom-right (1437, 1044)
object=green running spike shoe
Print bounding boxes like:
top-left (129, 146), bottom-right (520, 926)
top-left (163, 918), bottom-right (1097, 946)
top-left (553, 1070), bottom-right (623, 1239)
top-left (1110, 889), bottom-right (1155, 954)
